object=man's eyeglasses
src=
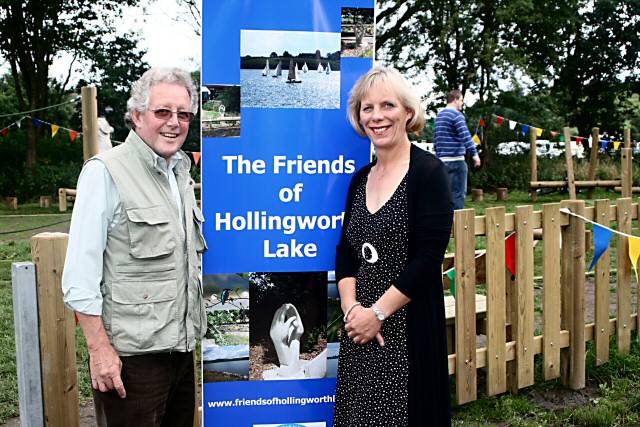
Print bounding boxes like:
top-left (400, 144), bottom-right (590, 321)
top-left (149, 108), bottom-right (195, 123)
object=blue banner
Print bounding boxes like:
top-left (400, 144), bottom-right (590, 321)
top-left (201, 1), bottom-right (374, 425)
top-left (202, 0), bottom-right (373, 274)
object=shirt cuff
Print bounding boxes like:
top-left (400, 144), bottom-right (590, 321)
top-left (63, 287), bottom-right (103, 316)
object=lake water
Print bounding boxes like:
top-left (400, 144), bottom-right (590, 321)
top-left (241, 68), bottom-right (340, 109)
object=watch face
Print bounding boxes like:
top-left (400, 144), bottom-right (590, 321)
top-left (376, 312), bottom-right (385, 321)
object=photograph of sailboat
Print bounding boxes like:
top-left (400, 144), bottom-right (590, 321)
top-left (240, 29), bottom-right (341, 109)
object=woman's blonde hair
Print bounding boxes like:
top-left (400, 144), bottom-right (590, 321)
top-left (347, 66), bottom-right (425, 137)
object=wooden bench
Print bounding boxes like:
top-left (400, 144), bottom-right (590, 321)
top-left (444, 294), bottom-right (487, 355)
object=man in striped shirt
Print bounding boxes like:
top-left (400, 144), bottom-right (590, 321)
top-left (434, 89), bottom-right (481, 210)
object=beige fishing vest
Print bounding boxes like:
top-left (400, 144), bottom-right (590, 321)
top-left (96, 131), bottom-right (207, 356)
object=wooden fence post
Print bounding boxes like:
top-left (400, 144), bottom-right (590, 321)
top-left (621, 148), bottom-right (632, 198)
top-left (560, 200), bottom-right (585, 390)
top-left (485, 207), bottom-right (506, 396)
top-left (31, 232), bottom-right (79, 427)
top-left (616, 198), bottom-right (632, 354)
top-left (12, 262), bottom-right (45, 427)
top-left (454, 208), bottom-right (477, 404)
top-left (542, 203), bottom-right (561, 380)
top-left (81, 86), bottom-right (99, 161)
top-left (563, 127), bottom-right (577, 199)
top-left (587, 127), bottom-right (600, 199)
top-left (514, 206), bottom-right (535, 388)
top-left (58, 188), bottom-right (67, 212)
top-left (594, 199), bottom-right (611, 365)
top-left (530, 129), bottom-right (538, 202)
top-left (624, 127), bottom-right (631, 149)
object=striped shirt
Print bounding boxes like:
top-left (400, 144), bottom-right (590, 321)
top-left (434, 107), bottom-right (477, 160)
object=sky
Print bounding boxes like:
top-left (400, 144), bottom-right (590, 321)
top-left (0, 0), bottom-right (201, 84)
top-left (240, 30), bottom-right (340, 58)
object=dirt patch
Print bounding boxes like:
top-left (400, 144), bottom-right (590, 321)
top-left (526, 383), bottom-right (599, 411)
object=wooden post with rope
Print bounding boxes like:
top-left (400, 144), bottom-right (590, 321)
top-left (81, 86), bottom-right (99, 161)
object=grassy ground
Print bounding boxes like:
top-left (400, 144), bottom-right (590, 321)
top-left (1, 191), bottom-right (640, 425)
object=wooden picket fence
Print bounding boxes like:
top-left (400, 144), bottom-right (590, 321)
top-left (448, 198), bottom-right (638, 405)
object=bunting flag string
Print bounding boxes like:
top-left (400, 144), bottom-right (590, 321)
top-left (561, 207), bottom-right (640, 279)
top-left (0, 114), bottom-right (82, 143)
top-left (487, 113), bottom-right (634, 147)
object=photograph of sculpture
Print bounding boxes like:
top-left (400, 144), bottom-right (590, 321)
top-left (248, 272), bottom-right (328, 380)
top-left (202, 274), bottom-right (250, 383)
top-left (341, 7), bottom-right (374, 58)
top-left (202, 84), bottom-right (241, 138)
top-left (240, 29), bottom-right (341, 109)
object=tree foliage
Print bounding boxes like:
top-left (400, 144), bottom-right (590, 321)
top-left (377, 0), bottom-right (640, 137)
top-left (0, 0), bottom-right (142, 167)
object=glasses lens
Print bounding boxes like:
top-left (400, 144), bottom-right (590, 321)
top-left (176, 112), bottom-right (195, 122)
top-left (153, 109), bottom-right (172, 120)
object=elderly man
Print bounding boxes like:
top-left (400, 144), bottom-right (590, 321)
top-left (62, 67), bottom-right (206, 427)
top-left (434, 89), bottom-right (481, 210)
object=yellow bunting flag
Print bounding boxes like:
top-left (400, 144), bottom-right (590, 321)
top-left (51, 124), bottom-right (59, 138)
top-left (472, 134), bottom-right (481, 145)
top-left (628, 236), bottom-right (640, 282)
top-left (614, 141), bottom-right (621, 151)
top-left (536, 127), bottom-right (543, 137)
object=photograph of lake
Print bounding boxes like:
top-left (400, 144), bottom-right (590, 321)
top-left (240, 29), bottom-right (341, 109)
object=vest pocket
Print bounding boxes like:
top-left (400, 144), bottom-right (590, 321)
top-left (193, 205), bottom-right (207, 253)
top-left (126, 206), bottom-right (176, 258)
top-left (110, 276), bottom-right (178, 352)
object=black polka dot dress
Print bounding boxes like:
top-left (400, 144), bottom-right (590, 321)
top-left (333, 173), bottom-right (410, 427)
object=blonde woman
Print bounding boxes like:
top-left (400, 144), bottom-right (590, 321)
top-left (334, 67), bottom-right (453, 426)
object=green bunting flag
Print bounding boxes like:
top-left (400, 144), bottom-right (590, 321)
top-left (446, 269), bottom-right (456, 298)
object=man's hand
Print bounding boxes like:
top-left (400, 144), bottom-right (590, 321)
top-left (76, 312), bottom-right (126, 398)
top-left (473, 155), bottom-right (481, 168)
top-left (89, 342), bottom-right (126, 398)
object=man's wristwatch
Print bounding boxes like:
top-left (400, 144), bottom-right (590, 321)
top-left (371, 304), bottom-right (387, 321)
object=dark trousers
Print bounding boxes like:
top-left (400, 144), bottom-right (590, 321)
top-left (93, 351), bottom-right (196, 427)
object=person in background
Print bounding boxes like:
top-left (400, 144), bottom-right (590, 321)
top-left (62, 67), bottom-right (207, 427)
top-left (334, 66), bottom-right (453, 426)
top-left (434, 89), bottom-right (481, 210)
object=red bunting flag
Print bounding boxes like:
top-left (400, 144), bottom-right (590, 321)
top-left (479, 118), bottom-right (486, 128)
top-left (192, 151), bottom-right (201, 166)
top-left (505, 232), bottom-right (517, 277)
top-left (575, 136), bottom-right (584, 145)
top-left (69, 130), bottom-right (78, 142)
top-left (496, 116), bottom-right (504, 125)
top-left (0, 127), bottom-right (8, 137)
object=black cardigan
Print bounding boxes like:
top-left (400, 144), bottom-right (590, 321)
top-left (335, 143), bottom-right (454, 426)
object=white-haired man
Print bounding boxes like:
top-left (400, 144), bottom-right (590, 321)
top-left (62, 67), bottom-right (206, 426)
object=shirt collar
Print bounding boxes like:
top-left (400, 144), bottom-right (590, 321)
top-left (126, 130), bottom-right (188, 175)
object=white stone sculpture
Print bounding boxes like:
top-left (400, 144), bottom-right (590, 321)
top-left (262, 303), bottom-right (327, 380)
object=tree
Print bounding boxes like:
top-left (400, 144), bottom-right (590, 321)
top-left (0, 0), bottom-right (140, 168)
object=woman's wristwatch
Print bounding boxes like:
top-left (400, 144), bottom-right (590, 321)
top-left (371, 304), bottom-right (387, 321)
